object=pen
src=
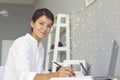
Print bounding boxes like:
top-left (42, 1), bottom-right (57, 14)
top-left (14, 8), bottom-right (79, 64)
top-left (80, 63), bottom-right (87, 75)
top-left (52, 61), bottom-right (62, 67)
top-left (53, 61), bottom-right (76, 76)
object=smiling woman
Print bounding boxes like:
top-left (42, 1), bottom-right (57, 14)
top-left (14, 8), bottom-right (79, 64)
top-left (2, 8), bottom-right (75, 80)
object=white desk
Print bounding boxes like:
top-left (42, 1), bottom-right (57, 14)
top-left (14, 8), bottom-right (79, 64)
top-left (50, 76), bottom-right (93, 80)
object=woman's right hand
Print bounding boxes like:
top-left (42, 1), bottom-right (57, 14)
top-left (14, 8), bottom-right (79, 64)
top-left (56, 66), bottom-right (75, 77)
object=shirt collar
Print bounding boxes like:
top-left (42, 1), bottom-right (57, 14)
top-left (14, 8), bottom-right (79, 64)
top-left (26, 33), bottom-right (42, 47)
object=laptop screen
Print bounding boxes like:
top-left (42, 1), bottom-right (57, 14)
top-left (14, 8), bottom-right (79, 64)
top-left (107, 40), bottom-right (119, 78)
top-left (94, 40), bottom-right (119, 80)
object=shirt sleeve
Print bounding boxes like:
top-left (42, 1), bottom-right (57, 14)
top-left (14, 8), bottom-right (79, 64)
top-left (19, 71), bottom-right (37, 80)
top-left (10, 39), bottom-right (37, 80)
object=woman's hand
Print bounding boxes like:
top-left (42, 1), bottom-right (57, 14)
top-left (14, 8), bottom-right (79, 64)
top-left (56, 66), bottom-right (75, 77)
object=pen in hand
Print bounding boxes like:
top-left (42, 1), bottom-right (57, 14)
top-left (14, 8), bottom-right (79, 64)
top-left (52, 61), bottom-right (62, 67)
top-left (52, 61), bottom-right (62, 71)
top-left (52, 61), bottom-right (75, 76)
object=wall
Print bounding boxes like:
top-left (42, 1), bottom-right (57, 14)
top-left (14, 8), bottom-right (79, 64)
top-left (0, 3), bottom-right (33, 65)
top-left (34, 0), bottom-right (84, 15)
top-left (71, 0), bottom-right (120, 77)
top-left (34, 0), bottom-right (120, 77)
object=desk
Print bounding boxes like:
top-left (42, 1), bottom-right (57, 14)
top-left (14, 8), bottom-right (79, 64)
top-left (50, 76), bottom-right (93, 80)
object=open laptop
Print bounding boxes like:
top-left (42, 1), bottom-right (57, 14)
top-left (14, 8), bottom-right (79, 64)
top-left (94, 40), bottom-right (119, 80)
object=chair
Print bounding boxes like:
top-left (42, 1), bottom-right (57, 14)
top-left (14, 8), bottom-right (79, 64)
top-left (0, 66), bottom-right (4, 80)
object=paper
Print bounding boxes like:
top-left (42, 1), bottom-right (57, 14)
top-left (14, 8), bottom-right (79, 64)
top-left (50, 76), bottom-right (93, 80)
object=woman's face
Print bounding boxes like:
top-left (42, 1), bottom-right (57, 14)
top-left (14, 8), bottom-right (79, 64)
top-left (31, 15), bottom-right (52, 42)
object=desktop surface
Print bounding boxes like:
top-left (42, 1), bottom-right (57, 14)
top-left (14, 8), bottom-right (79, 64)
top-left (50, 76), bottom-right (93, 80)
top-left (50, 76), bottom-right (117, 80)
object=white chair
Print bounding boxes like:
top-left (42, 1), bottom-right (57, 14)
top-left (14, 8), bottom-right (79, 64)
top-left (63, 60), bottom-right (86, 77)
top-left (0, 66), bottom-right (4, 80)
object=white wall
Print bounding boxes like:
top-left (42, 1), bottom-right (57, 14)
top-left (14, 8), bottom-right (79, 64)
top-left (34, 0), bottom-right (84, 15)
top-left (70, 0), bottom-right (120, 77)
top-left (1, 40), bottom-right (14, 66)
top-left (0, 3), bottom-right (33, 65)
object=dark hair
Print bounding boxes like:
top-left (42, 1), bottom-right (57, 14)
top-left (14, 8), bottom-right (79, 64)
top-left (31, 8), bottom-right (54, 31)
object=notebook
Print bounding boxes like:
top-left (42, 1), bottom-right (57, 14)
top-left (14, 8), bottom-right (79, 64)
top-left (50, 76), bottom-right (93, 80)
top-left (94, 40), bottom-right (119, 80)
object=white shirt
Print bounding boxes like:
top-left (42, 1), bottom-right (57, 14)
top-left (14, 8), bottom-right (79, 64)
top-left (3, 33), bottom-right (44, 80)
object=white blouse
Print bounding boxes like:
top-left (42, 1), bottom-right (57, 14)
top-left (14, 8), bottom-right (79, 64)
top-left (3, 33), bottom-right (44, 80)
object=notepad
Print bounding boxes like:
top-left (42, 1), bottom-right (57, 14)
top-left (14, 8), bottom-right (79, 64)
top-left (50, 76), bottom-right (93, 80)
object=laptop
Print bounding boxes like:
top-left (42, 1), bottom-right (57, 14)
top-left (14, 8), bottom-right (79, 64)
top-left (94, 40), bottom-right (119, 80)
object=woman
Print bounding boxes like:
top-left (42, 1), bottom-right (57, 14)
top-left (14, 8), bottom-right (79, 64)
top-left (3, 8), bottom-right (75, 80)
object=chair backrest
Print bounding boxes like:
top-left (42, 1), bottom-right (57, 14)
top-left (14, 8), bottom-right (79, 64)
top-left (0, 66), bottom-right (4, 80)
